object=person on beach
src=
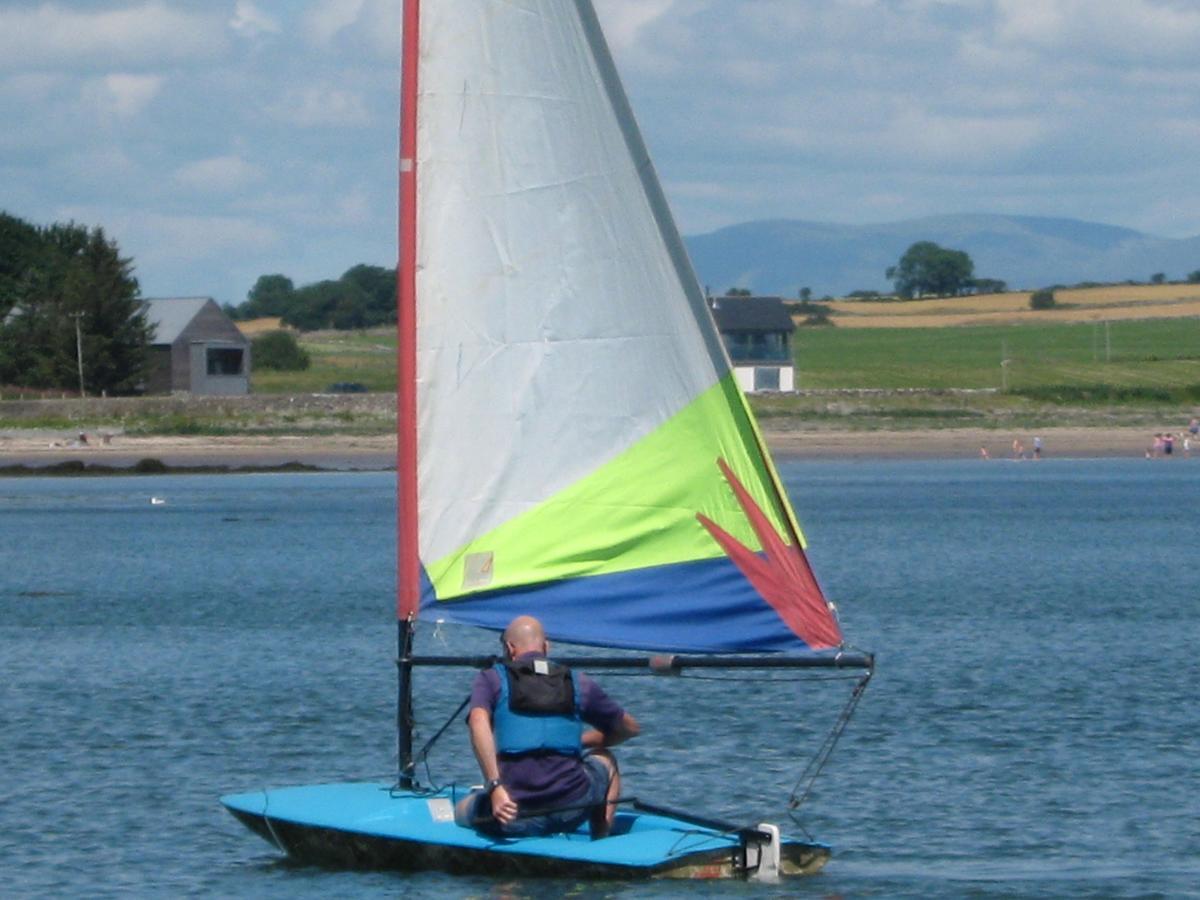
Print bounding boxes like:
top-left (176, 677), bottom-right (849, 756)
top-left (1189, 418), bottom-right (1198, 439)
top-left (1033, 436), bottom-right (1043, 459)
top-left (455, 615), bottom-right (640, 839)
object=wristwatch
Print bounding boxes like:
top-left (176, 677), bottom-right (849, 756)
top-left (484, 779), bottom-right (503, 795)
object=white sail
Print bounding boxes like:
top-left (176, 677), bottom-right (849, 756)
top-left (416, 0), bottom-right (728, 566)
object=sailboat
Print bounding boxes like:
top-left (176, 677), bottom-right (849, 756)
top-left (221, 0), bottom-right (872, 881)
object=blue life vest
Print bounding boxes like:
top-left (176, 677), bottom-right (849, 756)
top-left (493, 660), bottom-right (583, 757)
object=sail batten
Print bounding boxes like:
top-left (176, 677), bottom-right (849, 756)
top-left (411, 0), bottom-right (841, 654)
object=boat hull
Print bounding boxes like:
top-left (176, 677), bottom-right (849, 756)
top-left (221, 782), bottom-right (829, 880)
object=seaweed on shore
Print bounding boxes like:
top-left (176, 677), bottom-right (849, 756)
top-left (0, 458), bottom-right (327, 477)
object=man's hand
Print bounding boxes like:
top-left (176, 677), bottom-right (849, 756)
top-left (490, 784), bottom-right (518, 825)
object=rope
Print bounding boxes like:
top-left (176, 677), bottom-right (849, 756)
top-left (787, 667), bottom-right (873, 830)
top-left (261, 789), bottom-right (288, 854)
top-left (391, 692), bottom-right (472, 794)
top-left (394, 653), bottom-right (873, 841)
top-left (415, 693), bottom-right (471, 768)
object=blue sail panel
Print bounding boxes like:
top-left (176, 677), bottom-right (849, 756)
top-left (420, 556), bottom-right (817, 654)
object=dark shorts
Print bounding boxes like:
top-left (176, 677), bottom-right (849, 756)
top-left (462, 754), bottom-right (610, 837)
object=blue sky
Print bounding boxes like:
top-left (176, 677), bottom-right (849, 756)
top-left (3, 0), bottom-right (1200, 305)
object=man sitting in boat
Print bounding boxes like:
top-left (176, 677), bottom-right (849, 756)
top-left (455, 615), bottom-right (640, 838)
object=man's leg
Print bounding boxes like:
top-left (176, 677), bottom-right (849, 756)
top-left (454, 790), bottom-right (489, 828)
top-left (586, 750), bottom-right (619, 839)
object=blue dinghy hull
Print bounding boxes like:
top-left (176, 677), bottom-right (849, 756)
top-left (221, 782), bottom-right (829, 879)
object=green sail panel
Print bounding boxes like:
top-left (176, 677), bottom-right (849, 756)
top-left (426, 373), bottom-right (802, 601)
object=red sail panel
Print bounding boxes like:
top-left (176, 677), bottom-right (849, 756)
top-left (697, 459), bottom-right (842, 650)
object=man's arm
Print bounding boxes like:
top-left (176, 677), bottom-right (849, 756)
top-left (582, 712), bottom-right (640, 748)
top-left (466, 707), bottom-right (518, 824)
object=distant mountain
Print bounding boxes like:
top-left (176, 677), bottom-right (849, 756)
top-left (683, 214), bottom-right (1200, 297)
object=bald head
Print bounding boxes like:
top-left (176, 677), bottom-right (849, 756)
top-left (503, 615), bottom-right (547, 657)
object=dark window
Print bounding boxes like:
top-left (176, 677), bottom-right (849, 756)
top-left (722, 331), bottom-right (790, 363)
top-left (207, 347), bottom-right (244, 376)
top-left (754, 367), bottom-right (781, 391)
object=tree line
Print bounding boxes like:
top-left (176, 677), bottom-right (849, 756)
top-left (0, 212), bottom-right (149, 394)
top-left (226, 266), bottom-right (397, 331)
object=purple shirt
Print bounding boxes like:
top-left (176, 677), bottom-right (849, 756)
top-left (468, 654), bottom-right (625, 809)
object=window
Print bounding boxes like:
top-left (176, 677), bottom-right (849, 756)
top-left (722, 331), bottom-right (790, 363)
top-left (754, 367), bottom-right (781, 391)
top-left (207, 347), bottom-right (244, 376)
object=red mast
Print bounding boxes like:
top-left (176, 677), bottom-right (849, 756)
top-left (397, 0), bottom-right (420, 623)
top-left (395, 0), bottom-right (420, 790)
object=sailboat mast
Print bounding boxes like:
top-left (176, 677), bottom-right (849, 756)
top-left (395, 0), bottom-right (421, 790)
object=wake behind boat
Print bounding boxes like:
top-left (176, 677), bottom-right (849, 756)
top-left (222, 0), bottom-right (872, 881)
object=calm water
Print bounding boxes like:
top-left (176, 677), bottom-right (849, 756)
top-left (2, 459), bottom-right (1198, 897)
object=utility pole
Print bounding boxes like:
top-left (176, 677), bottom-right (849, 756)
top-left (69, 311), bottom-right (85, 397)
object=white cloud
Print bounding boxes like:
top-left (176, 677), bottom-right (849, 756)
top-left (302, 0), bottom-right (366, 45)
top-left (885, 107), bottom-right (1046, 169)
top-left (0, 72), bottom-right (64, 101)
top-left (59, 207), bottom-right (281, 265)
top-left (98, 73), bottom-right (162, 118)
top-left (994, 0), bottom-right (1200, 63)
top-left (58, 145), bottom-right (138, 186)
top-left (331, 189), bottom-right (373, 227)
top-left (174, 155), bottom-right (262, 192)
top-left (11, 0), bottom-right (1200, 301)
top-left (594, 0), bottom-right (678, 53)
top-left (0, 3), bottom-right (227, 71)
top-left (271, 85), bottom-right (372, 127)
top-left (230, 1), bottom-right (281, 40)
top-left (298, 0), bottom-right (397, 59)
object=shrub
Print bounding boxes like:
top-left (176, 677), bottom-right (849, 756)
top-left (252, 330), bottom-right (311, 371)
top-left (788, 300), bottom-right (831, 325)
top-left (1029, 288), bottom-right (1056, 310)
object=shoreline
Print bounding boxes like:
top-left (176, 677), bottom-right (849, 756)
top-left (0, 426), bottom-right (1191, 472)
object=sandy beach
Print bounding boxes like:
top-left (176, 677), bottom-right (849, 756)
top-left (0, 426), bottom-right (1188, 471)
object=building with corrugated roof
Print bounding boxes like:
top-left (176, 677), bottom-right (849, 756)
top-left (143, 297), bottom-right (251, 395)
top-left (709, 295), bottom-right (796, 393)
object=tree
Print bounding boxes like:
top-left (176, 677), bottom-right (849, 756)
top-left (1188, 270), bottom-right (1200, 284)
top-left (238, 274), bottom-right (296, 319)
top-left (252, 330), bottom-right (310, 370)
top-left (971, 278), bottom-right (1007, 295)
top-left (0, 217), bottom-right (149, 394)
top-left (886, 241), bottom-right (975, 299)
top-left (1150, 272), bottom-right (1166, 285)
top-left (1029, 288), bottom-right (1056, 310)
top-left (284, 279), bottom-right (375, 330)
top-left (230, 266), bottom-right (397, 329)
top-left (340, 264), bottom-right (397, 327)
top-left (798, 287), bottom-right (812, 302)
top-left (725, 287), bottom-right (751, 297)
top-left (0, 212), bottom-right (46, 321)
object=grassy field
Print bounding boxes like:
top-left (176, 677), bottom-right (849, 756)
top-left (5, 312), bottom-right (1196, 436)
top-left (233, 314), bottom-right (1200, 432)
top-left (250, 317), bottom-right (1200, 400)
top-left (793, 318), bottom-right (1200, 394)
top-left (824, 283), bottom-right (1200, 327)
top-left (252, 328), bottom-right (398, 394)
